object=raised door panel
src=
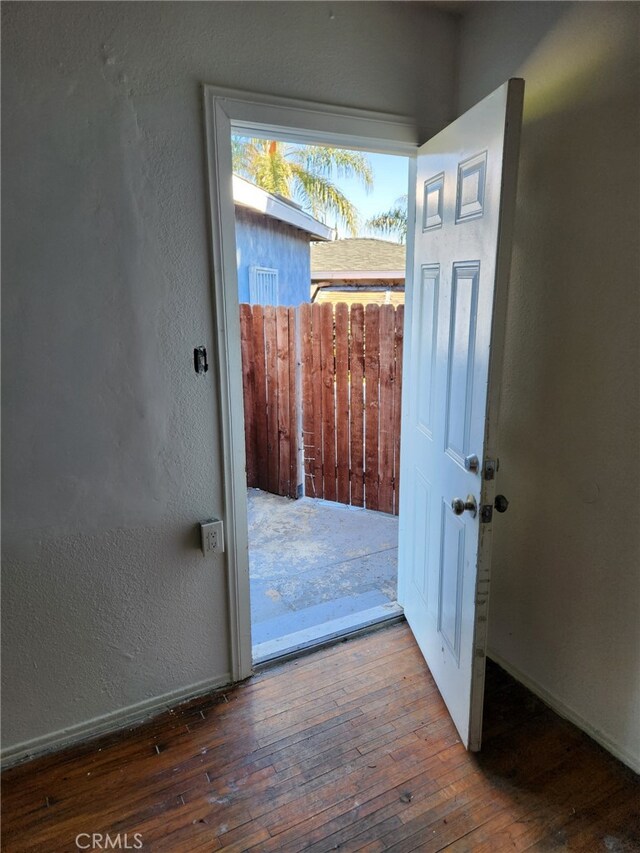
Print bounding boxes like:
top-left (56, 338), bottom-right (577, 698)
top-left (416, 265), bottom-right (440, 436)
top-left (438, 501), bottom-right (466, 664)
top-left (445, 263), bottom-right (479, 466)
top-left (410, 472), bottom-right (431, 605)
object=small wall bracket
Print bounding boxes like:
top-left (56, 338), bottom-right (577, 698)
top-left (194, 346), bottom-right (209, 375)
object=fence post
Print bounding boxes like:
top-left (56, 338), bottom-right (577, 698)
top-left (239, 304), bottom-right (257, 487)
top-left (292, 306), bottom-right (303, 499)
top-left (299, 303), bottom-right (313, 497)
top-left (364, 304), bottom-right (380, 511)
top-left (350, 304), bottom-right (365, 508)
top-left (378, 305), bottom-right (396, 514)
top-left (393, 305), bottom-right (404, 515)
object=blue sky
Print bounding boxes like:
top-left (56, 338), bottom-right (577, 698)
top-left (327, 151), bottom-right (409, 239)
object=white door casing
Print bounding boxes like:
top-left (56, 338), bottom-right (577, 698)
top-left (203, 85), bottom-right (420, 681)
top-left (397, 79), bottom-right (524, 750)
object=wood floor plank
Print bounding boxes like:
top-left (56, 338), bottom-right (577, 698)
top-left (277, 750), bottom-right (477, 853)
top-left (2, 623), bottom-right (638, 853)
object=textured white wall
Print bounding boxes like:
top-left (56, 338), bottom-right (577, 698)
top-left (1, 2), bottom-right (457, 756)
top-left (457, 2), bottom-right (640, 770)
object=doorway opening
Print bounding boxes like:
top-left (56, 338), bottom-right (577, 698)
top-left (231, 133), bottom-right (410, 663)
top-left (203, 85), bottom-right (419, 682)
top-left (205, 80), bottom-right (524, 754)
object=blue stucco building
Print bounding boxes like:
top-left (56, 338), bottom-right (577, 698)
top-left (233, 176), bottom-right (333, 306)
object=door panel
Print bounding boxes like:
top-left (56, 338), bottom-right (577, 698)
top-left (445, 262), bottom-right (479, 463)
top-left (438, 504), bottom-right (465, 662)
top-left (410, 473), bottom-right (430, 603)
top-left (398, 79), bottom-right (524, 750)
top-left (416, 265), bottom-right (439, 434)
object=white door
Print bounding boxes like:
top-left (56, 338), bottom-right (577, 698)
top-left (398, 79), bottom-right (524, 751)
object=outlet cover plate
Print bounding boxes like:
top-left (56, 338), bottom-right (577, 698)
top-left (200, 519), bottom-right (224, 556)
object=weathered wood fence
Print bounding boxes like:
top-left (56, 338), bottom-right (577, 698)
top-left (240, 304), bottom-right (298, 499)
top-left (239, 302), bottom-right (403, 514)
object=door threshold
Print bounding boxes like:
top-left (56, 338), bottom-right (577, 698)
top-left (252, 603), bottom-right (404, 669)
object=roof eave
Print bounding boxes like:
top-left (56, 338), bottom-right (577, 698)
top-left (311, 269), bottom-right (406, 280)
top-left (233, 175), bottom-right (334, 241)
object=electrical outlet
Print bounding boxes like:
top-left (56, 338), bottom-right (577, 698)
top-left (200, 520), bottom-right (224, 556)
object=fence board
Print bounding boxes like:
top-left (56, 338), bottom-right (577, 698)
top-left (320, 303), bottom-right (337, 502)
top-left (240, 303), bottom-right (257, 487)
top-left (251, 305), bottom-right (268, 491)
top-left (276, 307), bottom-right (291, 497)
top-left (335, 303), bottom-right (350, 504)
top-left (378, 305), bottom-right (396, 514)
top-left (288, 307), bottom-right (299, 499)
top-left (350, 304), bottom-right (365, 508)
top-left (299, 303), bottom-right (315, 497)
top-left (311, 303), bottom-right (324, 499)
top-left (393, 305), bottom-right (404, 515)
top-left (239, 302), bottom-right (403, 512)
top-left (364, 304), bottom-right (380, 511)
top-left (264, 306), bottom-right (279, 495)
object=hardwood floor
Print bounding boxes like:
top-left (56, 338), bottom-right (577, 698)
top-left (2, 623), bottom-right (638, 852)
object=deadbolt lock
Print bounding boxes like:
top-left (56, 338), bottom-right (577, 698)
top-left (464, 454), bottom-right (480, 474)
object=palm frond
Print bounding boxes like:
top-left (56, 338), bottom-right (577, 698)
top-left (231, 136), bottom-right (263, 175)
top-left (232, 137), bottom-right (293, 197)
top-left (291, 146), bottom-right (373, 191)
top-left (366, 195), bottom-right (408, 243)
top-left (231, 136), bottom-right (256, 175)
top-left (290, 164), bottom-right (360, 235)
top-left (254, 148), bottom-right (293, 197)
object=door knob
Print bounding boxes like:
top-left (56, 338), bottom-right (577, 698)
top-left (451, 495), bottom-right (477, 517)
top-left (494, 494), bottom-right (509, 513)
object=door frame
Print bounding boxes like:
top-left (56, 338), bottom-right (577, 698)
top-left (203, 84), bottom-right (422, 680)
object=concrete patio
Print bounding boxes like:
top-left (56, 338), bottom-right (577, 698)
top-left (247, 488), bottom-right (400, 661)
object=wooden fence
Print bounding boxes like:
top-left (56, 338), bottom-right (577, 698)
top-left (240, 304), bottom-right (298, 499)
top-left (239, 302), bottom-right (403, 514)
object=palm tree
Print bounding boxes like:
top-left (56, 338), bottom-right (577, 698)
top-left (366, 195), bottom-right (408, 244)
top-left (232, 137), bottom-right (373, 235)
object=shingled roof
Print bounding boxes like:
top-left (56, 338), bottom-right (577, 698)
top-left (311, 238), bottom-right (405, 277)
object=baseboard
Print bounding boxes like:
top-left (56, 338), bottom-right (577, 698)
top-left (1, 672), bottom-right (231, 770)
top-left (487, 649), bottom-right (639, 775)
